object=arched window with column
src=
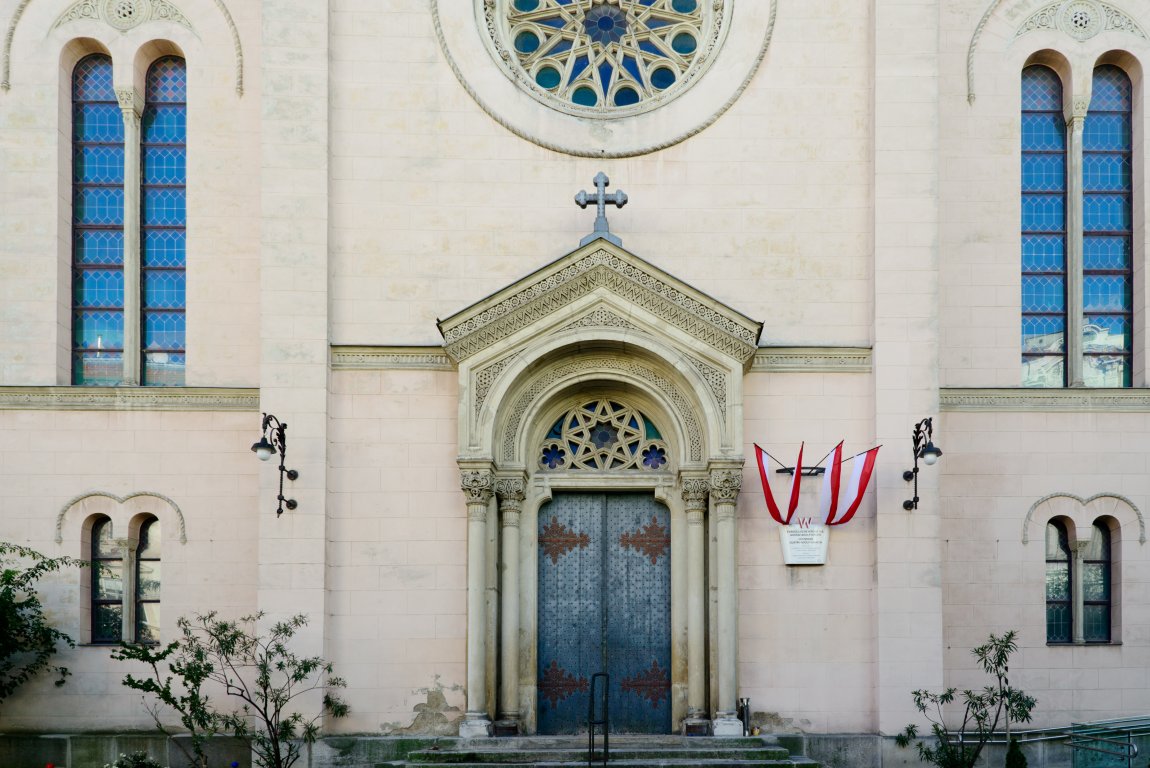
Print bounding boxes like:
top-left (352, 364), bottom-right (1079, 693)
top-left (1046, 519), bottom-right (1072, 643)
top-left (135, 517), bottom-right (162, 644)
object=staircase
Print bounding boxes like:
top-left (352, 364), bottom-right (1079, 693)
top-left (396, 735), bottom-right (818, 768)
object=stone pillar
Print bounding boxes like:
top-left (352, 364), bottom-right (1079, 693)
top-left (460, 467), bottom-right (495, 738)
top-left (1073, 540), bottom-right (1088, 644)
top-left (496, 475), bottom-right (526, 729)
top-left (115, 88), bottom-right (143, 385)
top-left (1066, 106), bottom-right (1087, 388)
top-left (709, 468), bottom-right (742, 736)
top-left (682, 476), bottom-right (710, 725)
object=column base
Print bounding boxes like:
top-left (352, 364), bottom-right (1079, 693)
top-left (459, 714), bottom-right (492, 738)
top-left (493, 718), bottom-right (520, 737)
top-left (711, 715), bottom-right (744, 736)
top-left (681, 716), bottom-right (711, 736)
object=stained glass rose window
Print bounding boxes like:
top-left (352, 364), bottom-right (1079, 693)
top-left (492, 0), bottom-right (726, 115)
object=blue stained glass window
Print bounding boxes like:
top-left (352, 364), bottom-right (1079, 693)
top-left (73, 54), bottom-right (124, 385)
top-left (1083, 65), bottom-right (1132, 387)
top-left (1021, 66), bottom-right (1066, 386)
top-left (141, 56), bottom-right (187, 386)
top-left (1082, 522), bottom-right (1111, 643)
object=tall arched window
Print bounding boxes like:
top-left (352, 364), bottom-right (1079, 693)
top-left (1082, 65), bottom-right (1132, 387)
top-left (1021, 66), bottom-right (1068, 387)
top-left (72, 54), bottom-right (125, 385)
top-left (1082, 521), bottom-right (1112, 642)
top-left (135, 517), bottom-right (162, 644)
top-left (141, 57), bottom-right (187, 386)
top-left (91, 516), bottom-right (123, 643)
top-left (1045, 519), bottom-right (1072, 643)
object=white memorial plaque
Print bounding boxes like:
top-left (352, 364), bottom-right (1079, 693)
top-left (779, 525), bottom-right (829, 565)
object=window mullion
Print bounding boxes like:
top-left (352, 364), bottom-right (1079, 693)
top-left (116, 87), bottom-right (143, 386)
top-left (1066, 112), bottom-right (1086, 387)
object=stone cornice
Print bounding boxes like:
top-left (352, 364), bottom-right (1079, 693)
top-left (437, 244), bottom-right (763, 365)
top-left (331, 346), bottom-right (453, 371)
top-left (0, 386), bottom-right (258, 411)
top-left (750, 347), bottom-right (871, 373)
top-left (941, 388), bottom-right (1150, 412)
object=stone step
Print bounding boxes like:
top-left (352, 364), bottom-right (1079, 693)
top-left (407, 747), bottom-right (792, 764)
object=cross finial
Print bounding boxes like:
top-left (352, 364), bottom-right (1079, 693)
top-left (575, 172), bottom-right (628, 247)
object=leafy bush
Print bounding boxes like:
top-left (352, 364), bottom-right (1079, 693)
top-left (0, 542), bottom-right (83, 715)
top-left (102, 752), bottom-right (165, 768)
top-left (114, 612), bottom-right (348, 768)
top-left (1005, 738), bottom-right (1027, 768)
top-left (895, 631), bottom-right (1037, 768)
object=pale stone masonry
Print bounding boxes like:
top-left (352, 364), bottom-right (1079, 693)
top-left (0, 0), bottom-right (1148, 758)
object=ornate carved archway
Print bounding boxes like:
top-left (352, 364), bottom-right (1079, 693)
top-left (440, 239), bottom-right (761, 736)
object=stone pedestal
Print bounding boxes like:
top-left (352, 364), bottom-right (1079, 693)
top-left (711, 715), bottom-right (744, 736)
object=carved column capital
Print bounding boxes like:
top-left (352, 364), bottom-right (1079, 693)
top-left (495, 477), bottom-right (526, 509)
top-left (681, 476), bottom-right (709, 519)
top-left (708, 469), bottom-right (742, 503)
top-left (115, 87), bottom-right (143, 119)
top-left (460, 469), bottom-right (495, 505)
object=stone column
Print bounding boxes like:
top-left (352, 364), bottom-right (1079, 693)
top-left (496, 475), bottom-right (526, 729)
top-left (682, 476), bottom-right (710, 724)
top-left (460, 467), bottom-right (495, 738)
top-left (115, 88), bottom-right (143, 385)
top-left (1066, 105), bottom-right (1087, 388)
top-left (709, 468), bottom-right (742, 736)
top-left (1073, 540), bottom-right (1088, 644)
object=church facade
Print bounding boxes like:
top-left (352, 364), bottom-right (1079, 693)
top-left (1, 0), bottom-right (1150, 758)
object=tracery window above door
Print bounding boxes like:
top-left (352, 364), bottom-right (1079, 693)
top-left (539, 399), bottom-right (669, 471)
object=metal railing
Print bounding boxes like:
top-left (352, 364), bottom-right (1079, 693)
top-left (950, 715), bottom-right (1150, 768)
top-left (587, 672), bottom-right (609, 767)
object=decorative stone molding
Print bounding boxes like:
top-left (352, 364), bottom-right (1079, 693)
top-left (460, 470), bottom-right (495, 505)
top-left (331, 346), bottom-right (454, 371)
top-left (115, 87), bottom-right (143, 115)
top-left (556, 307), bottom-right (639, 334)
top-left (56, 490), bottom-right (187, 544)
top-left (1023, 492), bottom-right (1146, 544)
top-left (501, 355), bottom-right (704, 463)
top-left (53, 0), bottom-right (193, 33)
top-left (3, 0), bottom-right (244, 95)
top-left (1013, 0), bottom-right (1146, 41)
top-left (708, 469), bottom-right (742, 503)
top-left (474, 352), bottom-right (523, 419)
top-left (941, 388), bottom-right (1150, 412)
top-left (431, 0), bottom-right (776, 157)
top-left (439, 247), bottom-right (762, 364)
top-left (0, 386), bottom-right (257, 411)
top-left (750, 347), bottom-right (872, 373)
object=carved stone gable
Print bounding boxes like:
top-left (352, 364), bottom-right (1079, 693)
top-left (438, 241), bottom-right (762, 364)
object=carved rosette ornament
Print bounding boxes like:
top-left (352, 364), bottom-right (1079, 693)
top-left (1013, 0), bottom-right (1147, 41)
top-left (460, 470), bottom-right (495, 506)
top-left (53, 0), bottom-right (195, 32)
top-left (708, 470), bottom-right (742, 504)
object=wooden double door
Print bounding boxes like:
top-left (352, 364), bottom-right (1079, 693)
top-left (536, 492), bottom-right (672, 734)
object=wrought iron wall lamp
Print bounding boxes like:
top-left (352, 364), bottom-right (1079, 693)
top-left (902, 417), bottom-right (943, 510)
top-left (251, 413), bottom-right (298, 517)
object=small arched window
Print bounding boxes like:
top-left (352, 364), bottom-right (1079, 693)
top-left (135, 517), bottom-right (161, 644)
top-left (1045, 519), bottom-right (1072, 643)
top-left (91, 516), bottom-right (123, 643)
top-left (1082, 521), bottom-right (1111, 642)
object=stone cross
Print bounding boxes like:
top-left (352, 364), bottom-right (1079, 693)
top-left (575, 171), bottom-right (628, 247)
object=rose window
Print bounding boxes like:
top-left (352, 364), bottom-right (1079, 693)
top-left (498, 0), bottom-right (724, 115)
top-left (539, 399), bottom-right (670, 471)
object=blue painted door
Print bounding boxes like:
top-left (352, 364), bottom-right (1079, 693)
top-left (537, 492), bottom-right (672, 734)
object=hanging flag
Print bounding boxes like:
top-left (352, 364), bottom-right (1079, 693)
top-left (754, 442), bottom-right (803, 525)
top-left (825, 445), bottom-right (881, 526)
top-left (818, 441), bottom-right (844, 525)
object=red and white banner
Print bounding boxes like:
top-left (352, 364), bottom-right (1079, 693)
top-left (755, 441), bottom-right (880, 528)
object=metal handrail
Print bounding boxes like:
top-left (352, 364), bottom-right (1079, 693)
top-left (947, 714), bottom-right (1150, 768)
top-left (587, 672), bottom-right (609, 767)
